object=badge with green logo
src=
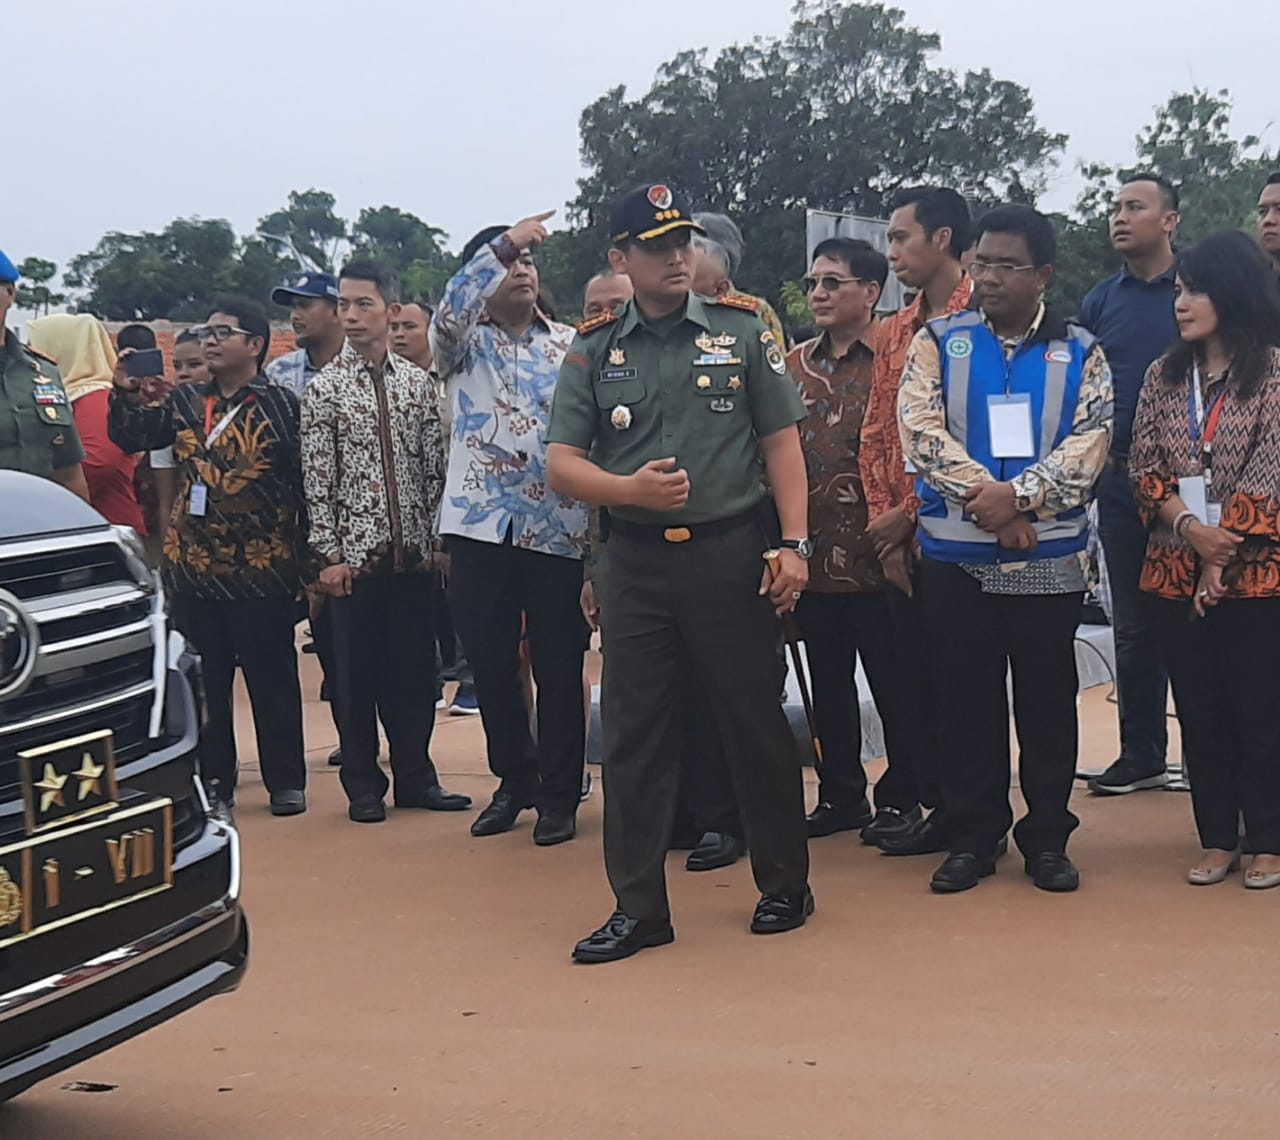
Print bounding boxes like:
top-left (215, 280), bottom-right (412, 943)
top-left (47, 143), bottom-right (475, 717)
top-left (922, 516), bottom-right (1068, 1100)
top-left (946, 338), bottom-right (973, 359)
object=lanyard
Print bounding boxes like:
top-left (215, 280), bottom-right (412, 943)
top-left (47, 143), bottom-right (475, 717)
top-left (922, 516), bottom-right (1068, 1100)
top-left (203, 392), bottom-right (254, 449)
top-left (1187, 364), bottom-right (1227, 458)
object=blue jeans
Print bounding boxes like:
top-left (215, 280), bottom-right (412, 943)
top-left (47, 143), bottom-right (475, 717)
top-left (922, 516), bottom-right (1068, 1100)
top-left (1096, 460), bottom-right (1169, 772)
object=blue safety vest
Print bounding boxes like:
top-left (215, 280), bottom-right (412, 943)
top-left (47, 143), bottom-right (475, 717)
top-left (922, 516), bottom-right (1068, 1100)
top-left (914, 310), bottom-right (1095, 565)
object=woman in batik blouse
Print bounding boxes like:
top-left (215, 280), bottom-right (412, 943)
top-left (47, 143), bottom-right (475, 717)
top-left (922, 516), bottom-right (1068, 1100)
top-left (1130, 230), bottom-right (1280, 889)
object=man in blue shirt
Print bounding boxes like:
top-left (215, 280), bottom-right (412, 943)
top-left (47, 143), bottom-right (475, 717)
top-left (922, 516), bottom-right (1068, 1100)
top-left (1078, 173), bottom-right (1180, 794)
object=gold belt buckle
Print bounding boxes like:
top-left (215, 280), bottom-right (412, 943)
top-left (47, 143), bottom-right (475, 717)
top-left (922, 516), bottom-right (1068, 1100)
top-left (663, 527), bottom-right (692, 543)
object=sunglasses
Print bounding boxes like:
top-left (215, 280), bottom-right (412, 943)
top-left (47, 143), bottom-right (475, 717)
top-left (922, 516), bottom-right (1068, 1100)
top-left (801, 274), bottom-right (866, 294)
top-left (191, 323), bottom-right (253, 343)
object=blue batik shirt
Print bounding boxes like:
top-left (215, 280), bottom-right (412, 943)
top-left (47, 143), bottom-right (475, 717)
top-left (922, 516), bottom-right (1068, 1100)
top-left (264, 348), bottom-right (322, 398)
top-left (429, 244), bottom-right (589, 559)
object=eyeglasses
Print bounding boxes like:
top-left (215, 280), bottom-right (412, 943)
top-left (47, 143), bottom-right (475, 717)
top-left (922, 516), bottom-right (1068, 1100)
top-left (969, 261), bottom-right (1038, 281)
top-left (801, 274), bottom-right (865, 294)
top-left (191, 323), bottom-right (253, 343)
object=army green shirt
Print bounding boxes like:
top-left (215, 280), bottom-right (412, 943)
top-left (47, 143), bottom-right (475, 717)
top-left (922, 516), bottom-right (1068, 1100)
top-left (0, 329), bottom-right (85, 478)
top-left (548, 292), bottom-right (805, 526)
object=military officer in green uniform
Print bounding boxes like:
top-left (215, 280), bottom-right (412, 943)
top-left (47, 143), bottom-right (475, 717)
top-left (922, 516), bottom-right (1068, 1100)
top-left (0, 248), bottom-right (90, 501)
top-left (547, 184), bottom-right (814, 963)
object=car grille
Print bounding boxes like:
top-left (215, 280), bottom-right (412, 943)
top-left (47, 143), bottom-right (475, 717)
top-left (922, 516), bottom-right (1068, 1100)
top-left (0, 536), bottom-right (159, 810)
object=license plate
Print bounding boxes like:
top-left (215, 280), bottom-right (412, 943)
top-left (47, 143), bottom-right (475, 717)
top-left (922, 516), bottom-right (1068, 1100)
top-left (0, 798), bottom-right (173, 948)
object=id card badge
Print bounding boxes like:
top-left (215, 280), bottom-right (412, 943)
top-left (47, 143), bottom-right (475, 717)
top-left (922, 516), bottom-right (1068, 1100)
top-left (904, 456), bottom-right (918, 473)
top-left (1207, 502), bottom-right (1223, 527)
top-left (188, 482), bottom-right (208, 517)
top-left (987, 394), bottom-right (1035, 459)
top-left (1179, 475), bottom-right (1208, 525)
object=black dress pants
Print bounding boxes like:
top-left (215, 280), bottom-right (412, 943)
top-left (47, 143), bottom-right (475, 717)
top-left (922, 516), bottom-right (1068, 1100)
top-left (885, 578), bottom-right (942, 811)
top-left (796, 589), bottom-right (921, 812)
top-left (1155, 596), bottom-right (1280, 854)
top-left (598, 522), bottom-right (809, 921)
top-left (173, 594), bottom-right (306, 797)
top-left (675, 681), bottom-right (742, 838)
top-left (311, 599), bottom-right (341, 733)
top-left (918, 559), bottom-right (1082, 858)
top-left (445, 535), bottom-right (587, 814)
top-left (330, 572), bottom-right (437, 805)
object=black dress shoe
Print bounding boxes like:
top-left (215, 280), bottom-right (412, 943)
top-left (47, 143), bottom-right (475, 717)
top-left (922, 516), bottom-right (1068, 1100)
top-left (806, 798), bottom-right (873, 838)
top-left (750, 888), bottom-right (815, 934)
top-left (397, 785), bottom-right (473, 812)
top-left (348, 796), bottom-right (387, 824)
top-left (572, 912), bottom-right (675, 964)
top-left (533, 810), bottom-right (576, 847)
top-left (270, 789), bottom-right (307, 816)
top-left (860, 805), bottom-right (922, 846)
top-left (930, 852), bottom-right (997, 893)
top-left (327, 747), bottom-right (343, 767)
top-left (470, 791), bottom-right (534, 837)
top-left (879, 812), bottom-right (948, 856)
top-left (686, 831), bottom-right (744, 872)
top-left (1025, 852), bottom-right (1080, 892)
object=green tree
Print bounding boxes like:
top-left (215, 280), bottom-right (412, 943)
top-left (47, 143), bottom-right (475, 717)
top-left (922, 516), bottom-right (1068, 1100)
top-left (1055, 88), bottom-right (1277, 311)
top-left (350, 206), bottom-right (457, 302)
top-left (257, 189), bottom-right (348, 272)
top-left (15, 257), bottom-right (65, 316)
top-left (568, 0), bottom-right (1065, 310)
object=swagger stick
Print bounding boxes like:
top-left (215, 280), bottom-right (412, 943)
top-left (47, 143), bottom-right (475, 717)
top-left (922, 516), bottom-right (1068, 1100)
top-left (764, 550), bottom-right (823, 773)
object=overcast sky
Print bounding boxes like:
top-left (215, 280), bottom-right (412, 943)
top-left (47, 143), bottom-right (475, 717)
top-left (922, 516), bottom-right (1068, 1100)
top-left (7, 0), bottom-right (1277, 277)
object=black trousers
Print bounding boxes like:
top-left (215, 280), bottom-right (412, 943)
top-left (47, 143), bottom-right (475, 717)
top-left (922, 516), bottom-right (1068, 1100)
top-left (311, 599), bottom-right (342, 733)
top-left (885, 579), bottom-right (942, 812)
top-left (796, 589), bottom-right (922, 812)
top-left (598, 522), bottom-right (809, 921)
top-left (446, 535), bottom-right (587, 814)
top-left (173, 594), bottom-right (306, 797)
top-left (918, 559), bottom-right (1082, 857)
top-left (674, 681), bottom-right (742, 838)
top-left (330, 573), bottom-right (437, 804)
top-left (1155, 597), bottom-right (1280, 853)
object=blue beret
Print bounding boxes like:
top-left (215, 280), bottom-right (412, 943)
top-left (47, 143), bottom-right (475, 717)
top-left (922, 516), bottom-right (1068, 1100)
top-left (0, 249), bottom-right (16, 284)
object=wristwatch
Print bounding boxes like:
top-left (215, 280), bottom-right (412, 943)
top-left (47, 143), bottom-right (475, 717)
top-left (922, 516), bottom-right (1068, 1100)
top-left (780, 538), bottom-right (813, 559)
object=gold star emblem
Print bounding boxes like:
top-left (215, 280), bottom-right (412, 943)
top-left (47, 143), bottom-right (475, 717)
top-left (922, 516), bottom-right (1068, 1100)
top-left (74, 752), bottom-right (105, 801)
top-left (727, 376), bottom-right (742, 391)
top-left (35, 762), bottom-right (68, 813)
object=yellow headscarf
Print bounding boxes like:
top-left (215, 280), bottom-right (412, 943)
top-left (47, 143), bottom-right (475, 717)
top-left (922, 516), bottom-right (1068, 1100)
top-left (26, 314), bottom-right (118, 402)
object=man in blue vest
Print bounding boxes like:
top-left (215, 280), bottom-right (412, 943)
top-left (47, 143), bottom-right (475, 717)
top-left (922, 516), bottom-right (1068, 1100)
top-left (898, 204), bottom-right (1113, 894)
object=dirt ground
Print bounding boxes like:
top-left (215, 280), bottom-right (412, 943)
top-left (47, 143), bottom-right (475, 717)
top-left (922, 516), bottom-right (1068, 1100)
top-left (6, 650), bottom-right (1279, 1140)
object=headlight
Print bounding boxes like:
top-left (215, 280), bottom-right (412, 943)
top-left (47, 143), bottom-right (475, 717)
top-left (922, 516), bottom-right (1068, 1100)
top-left (112, 525), bottom-right (159, 595)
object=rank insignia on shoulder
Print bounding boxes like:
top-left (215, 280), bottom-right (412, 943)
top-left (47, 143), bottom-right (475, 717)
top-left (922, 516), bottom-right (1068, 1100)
top-left (714, 294), bottom-right (760, 314)
top-left (576, 310), bottom-right (620, 336)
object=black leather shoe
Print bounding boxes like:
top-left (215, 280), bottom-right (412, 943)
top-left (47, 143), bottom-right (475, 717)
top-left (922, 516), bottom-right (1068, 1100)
top-left (269, 789), bottom-right (306, 816)
top-left (348, 796), bottom-right (386, 824)
top-left (572, 912), bottom-right (675, 963)
top-left (750, 888), bottom-right (815, 934)
top-left (860, 805), bottom-right (922, 846)
top-left (686, 832), bottom-right (744, 872)
top-left (1025, 852), bottom-right (1080, 892)
top-left (397, 785), bottom-right (473, 812)
top-left (806, 798), bottom-right (873, 838)
top-left (533, 810), bottom-right (576, 847)
top-left (327, 748), bottom-right (343, 767)
top-left (930, 852), bottom-right (997, 893)
top-left (470, 791), bottom-right (533, 837)
top-left (879, 812), bottom-right (948, 856)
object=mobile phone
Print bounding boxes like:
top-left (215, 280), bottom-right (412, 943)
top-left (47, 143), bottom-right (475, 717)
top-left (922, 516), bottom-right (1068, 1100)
top-left (124, 348), bottom-right (165, 379)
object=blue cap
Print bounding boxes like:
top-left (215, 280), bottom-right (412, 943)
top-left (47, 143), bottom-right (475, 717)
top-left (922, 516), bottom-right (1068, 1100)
top-left (0, 249), bottom-right (17, 284)
top-left (271, 271), bottom-right (338, 306)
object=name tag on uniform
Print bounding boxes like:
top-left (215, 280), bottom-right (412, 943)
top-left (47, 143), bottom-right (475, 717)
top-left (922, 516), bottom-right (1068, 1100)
top-left (188, 482), bottom-right (208, 517)
top-left (987, 394), bottom-right (1035, 459)
top-left (599, 368), bottom-right (638, 382)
